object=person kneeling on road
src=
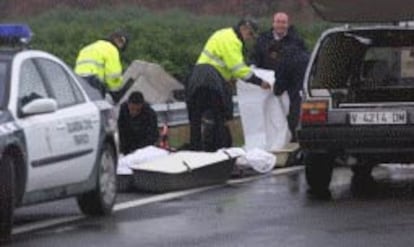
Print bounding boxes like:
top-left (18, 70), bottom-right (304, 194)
top-left (118, 91), bottom-right (159, 155)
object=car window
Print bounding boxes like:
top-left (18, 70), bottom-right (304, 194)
top-left (310, 34), bottom-right (366, 90)
top-left (36, 58), bottom-right (79, 108)
top-left (310, 30), bottom-right (414, 91)
top-left (68, 74), bottom-right (86, 103)
top-left (19, 59), bottom-right (49, 107)
top-left (362, 47), bottom-right (414, 85)
top-left (310, 30), bottom-right (414, 103)
top-left (0, 61), bottom-right (9, 108)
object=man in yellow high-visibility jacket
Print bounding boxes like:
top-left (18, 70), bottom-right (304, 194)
top-left (186, 18), bottom-right (271, 151)
top-left (75, 31), bottom-right (129, 102)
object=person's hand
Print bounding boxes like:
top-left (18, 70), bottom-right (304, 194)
top-left (260, 81), bottom-right (271, 90)
top-left (273, 85), bottom-right (284, 96)
top-left (228, 79), bottom-right (237, 86)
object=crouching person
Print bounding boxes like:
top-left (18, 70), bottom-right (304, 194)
top-left (118, 91), bottom-right (159, 155)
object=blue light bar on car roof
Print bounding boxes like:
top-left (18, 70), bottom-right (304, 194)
top-left (0, 24), bottom-right (33, 46)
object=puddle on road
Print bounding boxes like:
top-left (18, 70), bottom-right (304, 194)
top-left (329, 165), bottom-right (414, 200)
top-left (380, 164), bottom-right (414, 180)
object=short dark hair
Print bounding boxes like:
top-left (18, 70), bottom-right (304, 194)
top-left (128, 91), bottom-right (144, 104)
top-left (237, 17), bottom-right (259, 34)
top-left (108, 30), bottom-right (129, 43)
top-left (108, 30), bottom-right (130, 52)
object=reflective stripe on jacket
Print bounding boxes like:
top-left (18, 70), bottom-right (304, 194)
top-left (196, 28), bottom-right (253, 81)
top-left (75, 40), bottom-right (123, 91)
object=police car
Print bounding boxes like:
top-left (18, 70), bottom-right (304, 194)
top-left (0, 24), bottom-right (118, 240)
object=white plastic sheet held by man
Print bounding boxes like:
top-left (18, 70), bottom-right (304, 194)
top-left (237, 68), bottom-right (291, 152)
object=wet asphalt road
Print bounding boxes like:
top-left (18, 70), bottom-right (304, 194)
top-left (7, 165), bottom-right (414, 247)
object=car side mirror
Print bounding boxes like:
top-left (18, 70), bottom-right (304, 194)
top-left (21, 98), bottom-right (57, 116)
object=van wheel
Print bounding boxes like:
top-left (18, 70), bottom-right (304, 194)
top-left (77, 144), bottom-right (117, 216)
top-left (0, 155), bottom-right (15, 243)
top-left (305, 152), bottom-right (333, 198)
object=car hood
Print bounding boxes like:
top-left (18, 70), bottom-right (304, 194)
top-left (310, 0), bottom-right (414, 23)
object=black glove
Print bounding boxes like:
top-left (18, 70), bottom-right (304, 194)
top-left (273, 83), bottom-right (284, 96)
top-left (110, 78), bottom-right (135, 104)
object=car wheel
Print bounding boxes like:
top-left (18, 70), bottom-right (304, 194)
top-left (77, 143), bottom-right (117, 216)
top-left (304, 152), bottom-right (334, 198)
top-left (0, 155), bottom-right (15, 243)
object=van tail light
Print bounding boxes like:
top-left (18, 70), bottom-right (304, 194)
top-left (301, 101), bottom-right (328, 124)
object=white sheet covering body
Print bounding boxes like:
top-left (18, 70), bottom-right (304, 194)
top-left (117, 147), bottom-right (240, 175)
top-left (117, 146), bottom-right (169, 175)
top-left (224, 147), bottom-right (276, 173)
top-left (130, 150), bottom-right (237, 174)
top-left (237, 68), bottom-right (291, 152)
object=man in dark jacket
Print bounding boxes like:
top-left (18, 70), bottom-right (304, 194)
top-left (251, 12), bottom-right (309, 141)
top-left (118, 91), bottom-right (159, 155)
top-left (273, 44), bottom-right (309, 140)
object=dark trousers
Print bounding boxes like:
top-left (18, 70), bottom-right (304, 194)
top-left (187, 88), bottom-right (232, 151)
top-left (81, 76), bottom-right (134, 104)
top-left (287, 96), bottom-right (302, 142)
top-left (81, 75), bottom-right (106, 100)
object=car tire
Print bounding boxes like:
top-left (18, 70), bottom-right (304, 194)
top-left (0, 155), bottom-right (15, 243)
top-left (304, 152), bottom-right (334, 198)
top-left (77, 143), bottom-right (117, 216)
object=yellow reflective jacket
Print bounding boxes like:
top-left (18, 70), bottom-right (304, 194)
top-left (75, 40), bottom-right (123, 91)
top-left (196, 28), bottom-right (253, 81)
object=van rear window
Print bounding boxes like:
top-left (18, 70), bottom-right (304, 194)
top-left (361, 47), bottom-right (414, 87)
top-left (310, 30), bottom-right (414, 90)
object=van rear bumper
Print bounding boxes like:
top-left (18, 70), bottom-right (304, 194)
top-left (298, 125), bottom-right (414, 156)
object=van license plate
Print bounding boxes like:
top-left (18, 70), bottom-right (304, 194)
top-left (350, 111), bottom-right (407, 125)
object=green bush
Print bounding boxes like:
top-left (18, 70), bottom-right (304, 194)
top-left (5, 6), bottom-right (330, 81)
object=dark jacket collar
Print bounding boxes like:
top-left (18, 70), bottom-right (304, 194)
top-left (262, 26), bottom-right (298, 40)
top-left (233, 27), bottom-right (245, 46)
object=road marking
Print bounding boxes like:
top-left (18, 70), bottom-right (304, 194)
top-left (114, 166), bottom-right (303, 211)
top-left (12, 166), bottom-right (303, 236)
top-left (113, 185), bottom-right (222, 211)
top-left (12, 216), bottom-right (83, 235)
top-left (229, 166), bottom-right (303, 185)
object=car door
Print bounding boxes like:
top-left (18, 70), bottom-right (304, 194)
top-left (35, 57), bottom-right (101, 185)
top-left (13, 58), bottom-right (60, 192)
